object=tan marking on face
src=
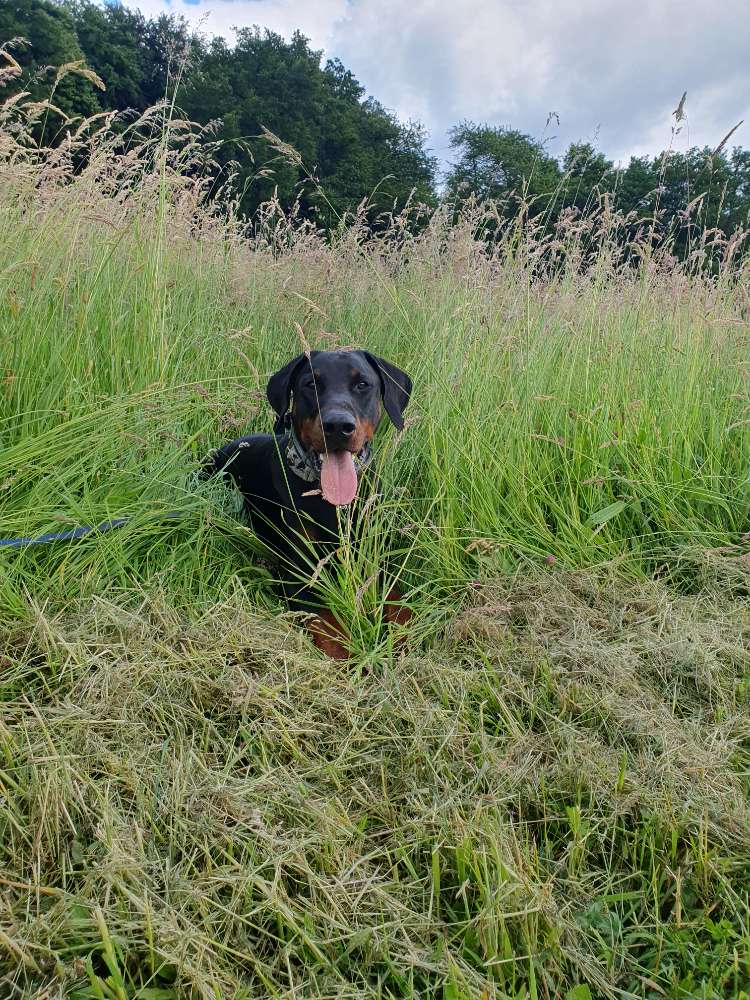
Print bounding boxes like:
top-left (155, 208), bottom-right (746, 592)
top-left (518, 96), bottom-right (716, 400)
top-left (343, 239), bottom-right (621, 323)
top-left (298, 415), bottom-right (325, 452)
top-left (350, 416), bottom-right (376, 453)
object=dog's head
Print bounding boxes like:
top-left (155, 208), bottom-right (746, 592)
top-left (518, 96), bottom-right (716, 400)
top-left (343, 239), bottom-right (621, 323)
top-left (266, 349), bottom-right (412, 505)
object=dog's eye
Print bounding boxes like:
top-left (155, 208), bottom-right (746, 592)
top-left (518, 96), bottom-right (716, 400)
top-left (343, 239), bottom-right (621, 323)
top-left (355, 380), bottom-right (370, 391)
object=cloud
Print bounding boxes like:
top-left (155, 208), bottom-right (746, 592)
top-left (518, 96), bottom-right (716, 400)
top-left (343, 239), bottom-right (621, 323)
top-left (128, 0), bottom-right (750, 171)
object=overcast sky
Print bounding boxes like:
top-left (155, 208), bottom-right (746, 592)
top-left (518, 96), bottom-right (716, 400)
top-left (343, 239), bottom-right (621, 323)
top-left (130, 0), bottom-right (749, 173)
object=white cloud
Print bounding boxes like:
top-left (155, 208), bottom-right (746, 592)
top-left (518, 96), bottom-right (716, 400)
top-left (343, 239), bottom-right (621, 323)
top-left (126, 0), bottom-right (750, 170)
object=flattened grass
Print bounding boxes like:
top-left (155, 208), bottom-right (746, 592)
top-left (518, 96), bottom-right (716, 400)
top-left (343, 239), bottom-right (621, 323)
top-left (3, 563), bottom-right (750, 997)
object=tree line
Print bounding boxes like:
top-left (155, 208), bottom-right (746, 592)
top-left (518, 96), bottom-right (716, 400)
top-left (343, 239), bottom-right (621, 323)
top-left (2, 0), bottom-right (749, 253)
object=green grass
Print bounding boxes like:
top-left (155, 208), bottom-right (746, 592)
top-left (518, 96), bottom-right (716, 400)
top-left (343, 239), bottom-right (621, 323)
top-left (1, 99), bottom-right (750, 998)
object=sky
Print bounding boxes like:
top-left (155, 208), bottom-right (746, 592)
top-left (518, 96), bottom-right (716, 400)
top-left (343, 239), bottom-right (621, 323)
top-left (129, 0), bottom-right (749, 173)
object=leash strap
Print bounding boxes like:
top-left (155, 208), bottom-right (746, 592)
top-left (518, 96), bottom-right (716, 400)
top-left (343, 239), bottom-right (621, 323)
top-left (1, 428), bottom-right (375, 549)
top-left (0, 512), bottom-right (183, 549)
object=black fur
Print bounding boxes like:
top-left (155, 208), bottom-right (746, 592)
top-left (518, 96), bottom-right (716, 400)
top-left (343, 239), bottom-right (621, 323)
top-left (202, 350), bottom-right (411, 612)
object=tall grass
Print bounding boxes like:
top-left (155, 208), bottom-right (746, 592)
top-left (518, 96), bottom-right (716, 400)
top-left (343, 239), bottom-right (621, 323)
top-left (2, 70), bottom-right (750, 999)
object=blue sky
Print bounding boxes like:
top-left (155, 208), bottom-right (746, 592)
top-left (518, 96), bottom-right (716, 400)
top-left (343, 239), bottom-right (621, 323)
top-left (131, 0), bottom-right (749, 172)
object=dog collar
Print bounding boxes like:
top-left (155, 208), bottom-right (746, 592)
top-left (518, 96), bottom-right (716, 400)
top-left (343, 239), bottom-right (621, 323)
top-left (285, 426), bottom-right (373, 485)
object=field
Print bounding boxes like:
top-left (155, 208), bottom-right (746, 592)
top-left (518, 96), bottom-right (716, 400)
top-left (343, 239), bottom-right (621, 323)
top-left (2, 99), bottom-right (750, 999)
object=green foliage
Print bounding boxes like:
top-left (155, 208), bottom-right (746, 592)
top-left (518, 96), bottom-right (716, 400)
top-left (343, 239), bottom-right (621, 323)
top-left (446, 120), bottom-right (562, 214)
top-left (0, 0), bottom-right (100, 119)
top-left (66, 0), bottom-right (193, 110)
top-left (559, 141), bottom-right (615, 214)
top-left (615, 144), bottom-right (750, 258)
top-left (3, 1), bottom-right (437, 223)
top-left (446, 122), bottom-right (750, 261)
top-left (177, 27), bottom-right (437, 221)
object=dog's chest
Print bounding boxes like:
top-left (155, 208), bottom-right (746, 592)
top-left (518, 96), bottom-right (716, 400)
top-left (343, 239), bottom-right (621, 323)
top-left (237, 447), bottom-right (345, 542)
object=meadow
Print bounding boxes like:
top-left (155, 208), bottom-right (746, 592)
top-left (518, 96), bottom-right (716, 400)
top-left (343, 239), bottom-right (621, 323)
top-left (1, 84), bottom-right (750, 998)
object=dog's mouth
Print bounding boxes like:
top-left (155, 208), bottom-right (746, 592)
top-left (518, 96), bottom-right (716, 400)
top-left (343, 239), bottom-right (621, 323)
top-left (318, 450), bottom-right (359, 506)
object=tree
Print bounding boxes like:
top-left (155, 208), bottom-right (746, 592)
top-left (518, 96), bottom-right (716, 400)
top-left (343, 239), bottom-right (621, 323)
top-left (726, 147), bottom-right (750, 234)
top-left (318, 75), bottom-right (435, 224)
top-left (65, 1), bottom-right (197, 111)
top-left (64, 0), bottom-right (145, 109)
top-left (559, 142), bottom-right (614, 214)
top-left (445, 121), bottom-right (561, 215)
top-left (1, 8), bottom-right (436, 223)
top-left (0, 0), bottom-right (100, 119)
top-left (623, 148), bottom-right (737, 257)
top-left (179, 28), bottom-right (436, 222)
top-left (617, 155), bottom-right (657, 218)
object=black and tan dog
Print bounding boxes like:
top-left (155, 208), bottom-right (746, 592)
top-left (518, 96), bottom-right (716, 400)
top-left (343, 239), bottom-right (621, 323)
top-left (202, 349), bottom-right (412, 658)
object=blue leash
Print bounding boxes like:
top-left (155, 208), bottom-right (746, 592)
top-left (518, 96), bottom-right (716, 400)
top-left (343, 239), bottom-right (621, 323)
top-left (0, 512), bottom-right (183, 549)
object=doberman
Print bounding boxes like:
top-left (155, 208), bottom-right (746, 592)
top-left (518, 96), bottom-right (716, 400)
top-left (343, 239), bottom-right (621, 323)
top-left (202, 349), bottom-right (412, 658)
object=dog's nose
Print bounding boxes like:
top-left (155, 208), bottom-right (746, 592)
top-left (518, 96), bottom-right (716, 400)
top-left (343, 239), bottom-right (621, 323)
top-left (322, 412), bottom-right (356, 437)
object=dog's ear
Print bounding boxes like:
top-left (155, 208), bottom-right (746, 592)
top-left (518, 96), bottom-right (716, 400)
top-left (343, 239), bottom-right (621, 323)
top-left (266, 354), bottom-right (310, 426)
top-left (363, 353), bottom-right (412, 431)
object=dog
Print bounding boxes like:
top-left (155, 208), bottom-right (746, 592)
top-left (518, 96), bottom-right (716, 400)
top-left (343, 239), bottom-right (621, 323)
top-left (201, 349), bottom-right (412, 658)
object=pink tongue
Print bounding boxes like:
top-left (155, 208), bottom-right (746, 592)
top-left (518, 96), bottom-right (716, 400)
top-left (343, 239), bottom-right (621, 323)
top-left (320, 451), bottom-right (358, 506)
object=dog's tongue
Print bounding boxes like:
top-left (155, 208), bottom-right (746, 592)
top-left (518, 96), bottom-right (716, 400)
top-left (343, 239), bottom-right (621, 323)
top-left (320, 450), bottom-right (358, 506)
